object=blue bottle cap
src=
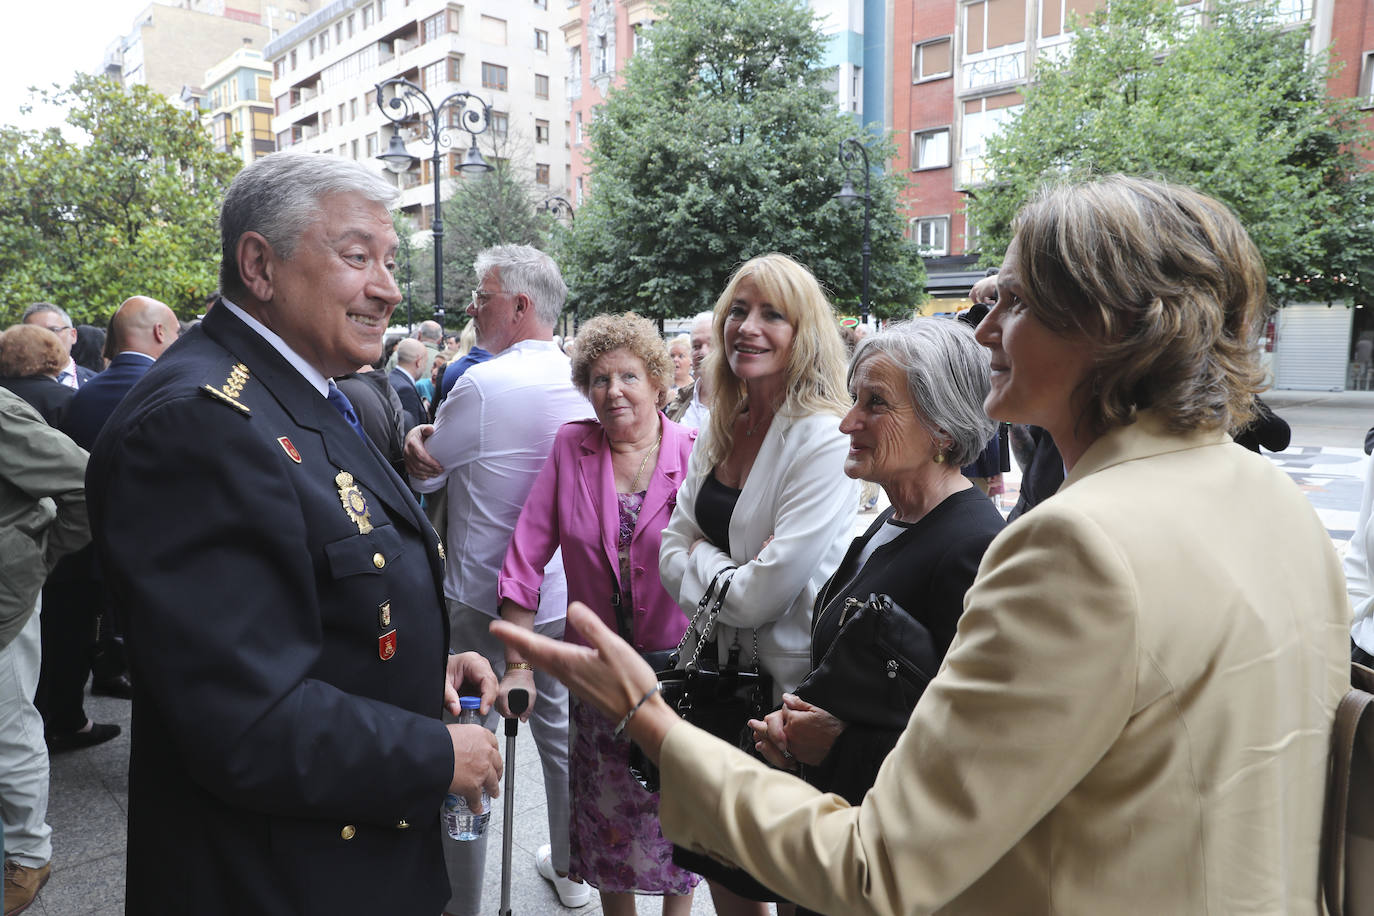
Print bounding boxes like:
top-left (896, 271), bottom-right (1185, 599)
top-left (459, 695), bottom-right (482, 710)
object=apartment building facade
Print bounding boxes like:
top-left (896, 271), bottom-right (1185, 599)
top-left (202, 48), bottom-right (278, 164)
top-left (265, 0), bottom-right (571, 227)
top-left (102, 1), bottom-right (315, 100)
top-left (890, 0), bottom-right (1369, 296)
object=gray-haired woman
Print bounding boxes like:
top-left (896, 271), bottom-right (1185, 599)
top-left (748, 319), bottom-right (1006, 820)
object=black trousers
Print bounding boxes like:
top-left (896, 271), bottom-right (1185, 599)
top-left (34, 546), bottom-right (99, 735)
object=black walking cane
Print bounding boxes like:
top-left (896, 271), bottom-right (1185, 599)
top-left (498, 688), bottom-right (529, 916)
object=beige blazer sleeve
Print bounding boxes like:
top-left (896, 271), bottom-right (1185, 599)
top-left (659, 501), bottom-right (1139, 915)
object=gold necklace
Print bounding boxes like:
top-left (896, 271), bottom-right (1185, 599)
top-left (628, 431), bottom-right (662, 492)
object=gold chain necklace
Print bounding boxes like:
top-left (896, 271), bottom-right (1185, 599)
top-left (628, 431), bottom-right (662, 492)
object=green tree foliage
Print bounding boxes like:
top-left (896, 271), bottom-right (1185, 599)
top-left (406, 129), bottom-right (557, 328)
top-left (0, 75), bottom-right (243, 324)
top-left (966, 0), bottom-right (1374, 305)
top-left (560, 0), bottom-right (926, 321)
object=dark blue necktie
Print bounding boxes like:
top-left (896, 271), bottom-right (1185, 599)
top-left (326, 383), bottom-right (368, 443)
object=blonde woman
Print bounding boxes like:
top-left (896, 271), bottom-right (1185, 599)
top-left (658, 253), bottom-right (858, 916)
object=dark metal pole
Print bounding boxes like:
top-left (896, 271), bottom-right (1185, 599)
top-left (431, 143), bottom-right (444, 327)
top-left (861, 169), bottom-right (871, 326)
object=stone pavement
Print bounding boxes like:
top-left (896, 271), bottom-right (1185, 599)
top-left (30, 389), bottom-right (1374, 915)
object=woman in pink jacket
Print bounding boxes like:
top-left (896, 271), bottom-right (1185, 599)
top-left (496, 312), bottom-right (699, 916)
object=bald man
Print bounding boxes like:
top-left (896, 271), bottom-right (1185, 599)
top-left (63, 297), bottom-right (180, 451)
top-left (390, 337), bottom-right (427, 430)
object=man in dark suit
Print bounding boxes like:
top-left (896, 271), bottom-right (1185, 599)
top-left (22, 304), bottom-right (95, 389)
top-left (86, 151), bottom-right (502, 916)
top-left (63, 297), bottom-right (179, 450)
top-left (389, 337), bottom-right (427, 430)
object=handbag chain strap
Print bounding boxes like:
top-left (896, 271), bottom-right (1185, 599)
top-left (674, 566), bottom-right (735, 670)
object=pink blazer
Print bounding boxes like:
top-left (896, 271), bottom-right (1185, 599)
top-left (499, 415), bottom-right (697, 652)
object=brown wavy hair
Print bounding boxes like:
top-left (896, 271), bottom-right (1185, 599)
top-left (0, 324), bottom-right (66, 378)
top-left (570, 312), bottom-right (674, 409)
top-left (1008, 175), bottom-right (1267, 435)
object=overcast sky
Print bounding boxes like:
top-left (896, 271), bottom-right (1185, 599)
top-left (3, 0), bottom-right (155, 134)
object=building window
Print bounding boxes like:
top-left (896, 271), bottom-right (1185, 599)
top-left (362, 4), bottom-right (374, 27)
top-left (422, 6), bottom-right (460, 43)
top-left (321, 109), bottom-right (332, 130)
top-left (256, 76), bottom-right (271, 99)
top-left (535, 28), bottom-right (548, 52)
top-left (1361, 51), bottom-right (1374, 109)
top-left (366, 132), bottom-right (379, 156)
top-left (350, 98), bottom-right (359, 120)
top-left (535, 163), bottom-right (550, 185)
top-left (422, 58), bottom-right (447, 90)
top-left (595, 34), bottom-right (609, 75)
top-left (576, 175), bottom-right (584, 205)
top-left (574, 111), bottom-right (583, 144)
top-left (490, 111), bottom-right (509, 135)
top-left (338, 102), bottom-right (346, 123)
top-left (482, 62), bottom-right (508, 91)
top-left (336, 22), bottom-right (344, 43)
top-left (309, 36), bottom-right (316, 58)
top-left (962, 0), bottom-right (1027, 90)
top-left (912, 217), bottom-right (950, 256)
top-left (535, 73), bottom-right (550, 99)
top-left (913, 37), bottom-right (952, 82)
top-left (351, 139), bottom-right (360, 159)
top-left (911, 128), bottom-right (951, 170)
top-left (632, 22), bottom-right (652, 55)
top-left (289, 49), bottom-right (297, 70)
top-left (960, 94), bottom-right (1022, 185)
top-left (535, 119), bottom-right (549, 143)
top-left (348, 13), bottom-right (355, 36)
top-left (320, 30), bottom-right (329, 51)
top-left (273, 58), bottom-right (285, 79)
top-left (480, 15), bottom-right (507, 45)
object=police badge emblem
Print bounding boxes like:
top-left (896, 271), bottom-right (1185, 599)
top-left (335, 470), bottom-right (373, 534)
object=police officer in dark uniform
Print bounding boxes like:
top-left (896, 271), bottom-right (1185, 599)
top-left (86, 152), bottom-right (502, 916)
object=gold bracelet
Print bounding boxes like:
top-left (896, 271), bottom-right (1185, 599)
top-left (505, 661), bottom-right (533, 671)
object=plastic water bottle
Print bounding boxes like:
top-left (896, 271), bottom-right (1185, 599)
top-left (443, 695), bottom-right (490, 841)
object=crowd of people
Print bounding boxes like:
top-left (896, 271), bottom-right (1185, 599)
top-left (0, 150), bottom-right (1360, 916)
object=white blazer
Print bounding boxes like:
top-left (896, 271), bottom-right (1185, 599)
top-left (659, 409), bottom-right (858, 696)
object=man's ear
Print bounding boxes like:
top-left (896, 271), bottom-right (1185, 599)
top-left (513, 293), bottom-right (532, 319)
top-left (237, 232), bottom-right (276, 302)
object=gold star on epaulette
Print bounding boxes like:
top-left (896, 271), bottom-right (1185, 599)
top-left (200, 362), bottom-right (252, 415)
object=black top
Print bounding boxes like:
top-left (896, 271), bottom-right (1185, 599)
top-left (802, 486), bottom-right (1006, 806)
top-left (697, 469), bottom-right (741, 552)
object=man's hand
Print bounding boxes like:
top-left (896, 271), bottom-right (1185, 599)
top-left (445, 652), bottom-right (499, 717)
top-left (496, 667), bottom-right (537, 721)
top-left (749, 707), bottom-right (798, 771)
top-left (404, 424), bottom-right (445, 480)
top-left (446, 723), bottom-right (501, 812)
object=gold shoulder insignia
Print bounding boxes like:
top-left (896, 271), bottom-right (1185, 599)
top-left (200, 362), bottom-right (251, 415)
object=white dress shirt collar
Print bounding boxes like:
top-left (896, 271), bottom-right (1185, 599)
top-left (219, 298), bottom-right (329, 397)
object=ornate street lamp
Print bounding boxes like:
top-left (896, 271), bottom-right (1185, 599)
top-left (537, 195), bottom-right (575, 224)
top-left (375, 77), bottom-right (492, 327)
top-left (833, 137), bottom-right (872, 325)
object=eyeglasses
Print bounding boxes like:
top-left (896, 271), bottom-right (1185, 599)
top-left (470, 289), bottom-right (502, 308)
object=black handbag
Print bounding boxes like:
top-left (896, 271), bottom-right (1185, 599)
top-left (629, 567), bottom-right (772, 792)
top-left (792, 593), bottom-right (937, 732)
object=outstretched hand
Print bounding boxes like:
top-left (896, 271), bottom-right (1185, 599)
top-left (490, 602), bottom-right (679, 761)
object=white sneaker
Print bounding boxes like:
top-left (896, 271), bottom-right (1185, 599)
top-left (535, 843), bottom-right (592, 908)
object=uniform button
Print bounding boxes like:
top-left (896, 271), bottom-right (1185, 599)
top-left (396, 819), bottom-right (410, 830)
top-left (372, 553), bottom-right (385, 569)
top-left (341, 825), bottom-right (357, 840)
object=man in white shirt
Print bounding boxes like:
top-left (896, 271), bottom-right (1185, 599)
top-left (665, 310), bottom-right (713, 430)
top-left (405, 245), bottom-right (593, 914)
top-left (22, 304), bottom-right (93, 389)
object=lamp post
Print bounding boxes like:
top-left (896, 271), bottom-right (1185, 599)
top-left (375, 77), bottom-right (492, 328)
top-left (537, 195), bottom-right (575, 224)
top-left (833, 137), bottom-right (872, 325)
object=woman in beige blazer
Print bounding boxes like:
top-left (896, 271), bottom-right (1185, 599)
top-left (494, 176), bottom-right (1352, 915)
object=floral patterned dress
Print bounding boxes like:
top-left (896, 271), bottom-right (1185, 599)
top-left (566, 491), bottom-right (700, 895)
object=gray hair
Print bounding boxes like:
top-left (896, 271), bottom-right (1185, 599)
top-left (848, 318), bottom-right (995, 466)
top-left (23, 303), bottom-right (72, 327)
top-left (474, 245), bottom-right (565, 327)
top-left (417, 320), bottom-right (442, 342)
top-left (691, 311), bottom-right (713, 331)
top-left (218, 151), bottom-right (400, 298)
